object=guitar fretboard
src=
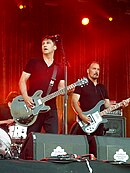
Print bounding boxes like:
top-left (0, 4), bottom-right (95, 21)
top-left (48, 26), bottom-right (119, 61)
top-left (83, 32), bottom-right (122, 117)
top-left (100, 98), bottom-right (130, 116)
top-left (42, 83), bottom-right (75, 102)
top-left (40, 77), bottom-right (88, 103)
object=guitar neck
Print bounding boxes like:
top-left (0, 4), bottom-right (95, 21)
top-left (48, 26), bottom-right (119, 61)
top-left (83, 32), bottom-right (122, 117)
top-left (41, 83), bottom-right (75, 103)
top-left (100, 98), bottom-right (130, 116)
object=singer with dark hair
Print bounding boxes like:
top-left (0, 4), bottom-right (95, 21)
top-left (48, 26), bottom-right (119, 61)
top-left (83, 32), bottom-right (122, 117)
top-left (19, 34), bottom-right (65, 136)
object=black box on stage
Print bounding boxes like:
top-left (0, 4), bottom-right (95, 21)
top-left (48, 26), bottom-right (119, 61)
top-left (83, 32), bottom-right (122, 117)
top-left (20, 133), bottom-right (89, 160)
top-left (104, 115), bottom-right (126, 137)
top-left (95, 136), bottom-right (130, 162)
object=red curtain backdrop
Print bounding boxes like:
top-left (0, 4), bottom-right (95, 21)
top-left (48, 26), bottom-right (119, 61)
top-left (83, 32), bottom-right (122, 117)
top-left (0, 0), bottom-right (130, 135)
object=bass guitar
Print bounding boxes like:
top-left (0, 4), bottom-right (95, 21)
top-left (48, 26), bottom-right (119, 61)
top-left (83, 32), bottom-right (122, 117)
top-left (77, 98), bottom-right (130, 134)
top-left (11, 77), bottom-right (88, 127)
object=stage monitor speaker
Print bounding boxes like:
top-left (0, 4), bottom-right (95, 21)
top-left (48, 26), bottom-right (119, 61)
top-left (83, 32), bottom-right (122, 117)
top-left (103, 115), bottom-right (126, 137)
top-left (95, 136), bottom-right (130, 162)
top-left (20, 133), bottom-right (89, 160)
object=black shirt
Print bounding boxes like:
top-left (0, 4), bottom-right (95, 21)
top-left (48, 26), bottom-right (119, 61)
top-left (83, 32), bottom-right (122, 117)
top-left (74, 79), bottom-right (109, 112)
top-left (24, 58), bottom-right (64, 109)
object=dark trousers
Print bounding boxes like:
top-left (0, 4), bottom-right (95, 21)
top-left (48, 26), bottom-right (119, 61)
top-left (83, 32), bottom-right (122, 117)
top-left (69, 122), bottom-right (104, 157)
top-left (27, 109), bottom-right (58, 135)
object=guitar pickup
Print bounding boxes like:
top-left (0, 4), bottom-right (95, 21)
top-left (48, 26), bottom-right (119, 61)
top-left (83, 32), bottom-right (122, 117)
top-left (37, 99), bottom-right (42, 105)
top-left (87, 114), bottom-right (95, 123)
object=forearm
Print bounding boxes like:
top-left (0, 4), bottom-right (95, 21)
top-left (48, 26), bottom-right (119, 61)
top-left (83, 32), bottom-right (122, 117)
top-left (72, 99), bottom-right (91, 124)
top-left (0, 120), bottom-right (7, 125)
top-left (19, 79), bottom-right (28, 98)
top-left (0, 119), bottom-right (14, 125)
top-left (72, 93), bottom-right (85, 120)
top-left (72, 102), bottom-right (88, 123)
top-left (72, 102), bottom-right (83, 117)
top-left (19, 73), bottom-right (35, 108)
top-left (19, 71), bottom-right (31, 98)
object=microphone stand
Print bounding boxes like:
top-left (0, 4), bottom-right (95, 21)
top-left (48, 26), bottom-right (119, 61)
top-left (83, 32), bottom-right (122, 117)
top-left (59, 37), bottom-right (70, 135)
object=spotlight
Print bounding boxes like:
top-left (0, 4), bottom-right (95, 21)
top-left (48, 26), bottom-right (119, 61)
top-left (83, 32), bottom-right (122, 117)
top-left (18, 3), bottom-right (26, 10)
top-left (15, 0), bottom-right (27, 10)
top-left (108, 17), bottom-right (113, 22)
top-left (18, 4), bottom-right (24, 9)
top-left (81, 17), bottom-right (90, 25)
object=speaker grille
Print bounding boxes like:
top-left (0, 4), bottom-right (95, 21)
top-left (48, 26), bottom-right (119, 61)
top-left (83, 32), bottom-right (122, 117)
top-left (95, 136), bottom-right (130, 162)
top-left (103, 115), bottom-right (126, 137)
top-left (20, 133), bottom-right (89, 160)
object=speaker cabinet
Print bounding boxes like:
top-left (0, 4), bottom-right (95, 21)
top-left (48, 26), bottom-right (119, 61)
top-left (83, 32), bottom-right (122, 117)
top-left (103, 115), bottom-right (126, 137)
top-left (20, 133), bottom-right (89, 160)
top-left (95, 136), bottom-right (130, 162)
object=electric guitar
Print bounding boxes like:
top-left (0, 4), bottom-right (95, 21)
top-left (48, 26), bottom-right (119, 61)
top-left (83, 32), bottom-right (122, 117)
top-left (77, 98), bottom-right (130, 134)
top-left (10, 77), bottom-right (88, 127)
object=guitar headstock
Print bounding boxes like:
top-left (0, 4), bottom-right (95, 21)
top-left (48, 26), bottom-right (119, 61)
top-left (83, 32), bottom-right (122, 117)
top-left (75, 77), bottom-right (88, 87)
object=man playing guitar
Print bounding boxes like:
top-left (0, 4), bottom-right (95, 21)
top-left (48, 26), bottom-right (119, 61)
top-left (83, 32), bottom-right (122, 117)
top-left (71, 61), bottom-right (130, 157)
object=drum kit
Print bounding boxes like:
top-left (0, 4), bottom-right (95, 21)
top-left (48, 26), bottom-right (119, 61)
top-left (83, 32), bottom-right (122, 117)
top-left (0, 124), bottom-right (27, 159)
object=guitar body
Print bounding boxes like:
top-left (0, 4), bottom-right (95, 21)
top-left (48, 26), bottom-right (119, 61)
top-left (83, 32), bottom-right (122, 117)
top-left (10, 78), bottom-right (89, 127)
top-left (77, 100), bottom-right (108, 134)
top-left (10, 90), bottom-right (50, 126)
top-left (78, 97), bottom-right (130, 134)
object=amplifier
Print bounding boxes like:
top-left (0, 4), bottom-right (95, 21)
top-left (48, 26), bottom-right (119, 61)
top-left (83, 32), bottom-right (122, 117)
top-left (95, 136), bottom-right (130, 162)
top-left (104, 115), bottom-right (126, 137)
top-left (20, 133), bottom-right (89, 160)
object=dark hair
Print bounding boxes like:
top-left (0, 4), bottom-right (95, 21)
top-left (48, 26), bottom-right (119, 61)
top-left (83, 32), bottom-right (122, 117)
top-left (41, 35), bottom-right (57, 45)
top-left (5, 91), bottom-right (19, 103)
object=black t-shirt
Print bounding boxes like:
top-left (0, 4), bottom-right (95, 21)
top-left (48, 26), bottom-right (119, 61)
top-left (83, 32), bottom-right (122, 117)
top-left (0, 103), bottom-right (12, 132)
top-left (74, 79), bottom-right (109, 112)
top-left (23, 58), bottom-right (64, 109)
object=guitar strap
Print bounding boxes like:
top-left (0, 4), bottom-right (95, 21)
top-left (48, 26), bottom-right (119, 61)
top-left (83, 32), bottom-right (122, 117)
top-left (46, 65), bottom-right (58, 96)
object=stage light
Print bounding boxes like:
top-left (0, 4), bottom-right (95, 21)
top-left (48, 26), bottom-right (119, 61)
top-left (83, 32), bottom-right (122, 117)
top-left (81, 17), bottom-right (90, 25)
top-left (18, 3), bottom-right (26, 10)
top-left (19, 4), bottom-right (24, 9)
top-left (16, 0), bottom-right (27, 10)
top-left (108, 17), bottom-right (113, 22)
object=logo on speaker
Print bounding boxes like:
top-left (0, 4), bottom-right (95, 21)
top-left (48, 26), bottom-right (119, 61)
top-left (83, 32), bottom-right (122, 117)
top-left (51, 146), bottom-right (67, 157)
top-left (114, 149), bottom-right (129, 162)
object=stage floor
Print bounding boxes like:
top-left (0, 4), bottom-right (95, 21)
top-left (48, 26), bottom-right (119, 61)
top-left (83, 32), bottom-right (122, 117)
top-left (0, 159), bottom-right (130, 173)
